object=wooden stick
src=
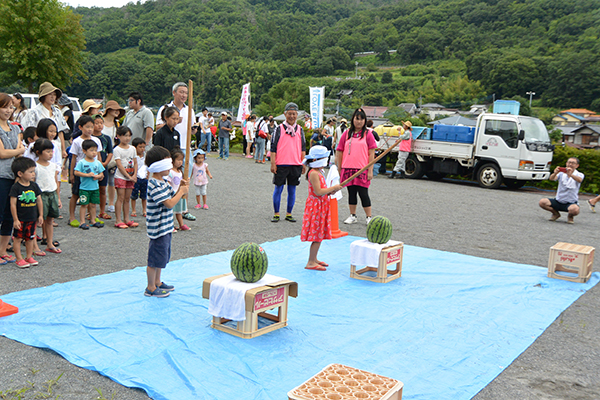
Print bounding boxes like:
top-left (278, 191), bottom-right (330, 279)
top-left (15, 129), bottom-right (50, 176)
top-left (184, 79), bottom-right (193, 178)
top-left (340, 137), bottom-right (403, 187)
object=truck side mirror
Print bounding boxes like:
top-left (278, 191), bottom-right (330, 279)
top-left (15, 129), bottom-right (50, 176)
top-left (518, 130), bottom-right (525, 141)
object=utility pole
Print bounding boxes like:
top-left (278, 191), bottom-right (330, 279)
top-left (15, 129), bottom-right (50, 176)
top-left (526, 91), bottom-right (535, 108)
top-left (355, 61), bottom-right (358, 79)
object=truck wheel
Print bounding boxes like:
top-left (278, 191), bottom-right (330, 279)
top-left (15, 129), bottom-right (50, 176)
top-left (504, 179), bottom-right (526, 189)
top-left (426, 171), bottom-right (446, 181)
top-left (405, 156), bottom-right (425, 179)
top-left (477, 163), bottom-right (503, 189)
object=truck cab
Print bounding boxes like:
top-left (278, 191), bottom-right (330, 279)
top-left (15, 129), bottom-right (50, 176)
top-left (472, 113), bottom-right (553, 188)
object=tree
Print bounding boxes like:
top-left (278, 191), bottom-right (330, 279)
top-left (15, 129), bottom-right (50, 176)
top-left (0, 0), bottom-right (86, 92)
top-left (381, 71), bottom-right (393, 84)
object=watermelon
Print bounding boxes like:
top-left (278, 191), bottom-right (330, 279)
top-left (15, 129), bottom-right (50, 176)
top-left (230, 242), bottom-right (269, 283)
top-left (366, 216), bottom-right (392, 244)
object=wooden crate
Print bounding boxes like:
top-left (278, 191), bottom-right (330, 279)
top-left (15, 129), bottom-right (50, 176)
top-left (351, 242), bottom-right (403, 283)
top-left (202, 273), bottom-right (298, 339)
top-left (288, 363), bottom-right (403, 400)
top-left (548, 242), bottom-right (595, 283)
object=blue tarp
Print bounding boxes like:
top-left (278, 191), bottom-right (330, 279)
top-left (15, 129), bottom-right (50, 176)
top-left (0, 236), bottom-right (597, 400)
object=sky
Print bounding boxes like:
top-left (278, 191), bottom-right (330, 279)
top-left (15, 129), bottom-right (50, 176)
top-left (63, 0), bottom-right (148, 8)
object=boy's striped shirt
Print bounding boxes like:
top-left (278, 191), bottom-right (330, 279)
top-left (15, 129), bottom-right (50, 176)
top-left (146, 178), bottom-right (175, 239)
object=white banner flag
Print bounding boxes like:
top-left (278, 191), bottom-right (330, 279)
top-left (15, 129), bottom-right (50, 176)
top-left (309, 86), bottom-right (325, 129)
top-left (236, 83), bottom-right (251, 122)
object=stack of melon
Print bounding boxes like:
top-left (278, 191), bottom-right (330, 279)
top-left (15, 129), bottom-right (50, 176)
top-left (366, 216), bottom-right (392, 244)
top-left (231, 242), bottom-right (269, 283)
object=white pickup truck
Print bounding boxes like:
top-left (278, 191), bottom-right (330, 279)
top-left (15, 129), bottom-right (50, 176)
top-left (377, 113), bottom-right (554, 189)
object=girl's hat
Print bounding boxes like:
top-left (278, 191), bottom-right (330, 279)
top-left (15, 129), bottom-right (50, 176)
top-left (38, 82), bottom-right (62, 99)
top-left (103, 100), bottom-right (125, 119)
top-left (82, 99), bottom-right (102, 114)
top-left (302, 145), bottom-right (329, 165)
top-left (402, 120), bottom-right (412, 128)
top-left (193, 149), bottom-right (205, 158)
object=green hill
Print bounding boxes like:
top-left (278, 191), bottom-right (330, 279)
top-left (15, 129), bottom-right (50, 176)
top-left (65, 0), bottom-right (600, 113)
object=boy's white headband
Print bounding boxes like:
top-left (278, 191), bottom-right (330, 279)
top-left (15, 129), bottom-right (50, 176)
top-left (148, 159), bottom-right (173, 173)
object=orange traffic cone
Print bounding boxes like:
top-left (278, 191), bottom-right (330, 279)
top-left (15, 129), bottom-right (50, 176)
top-left (0, 299), bottom-right (18, 318)
top-left (330, 197), bottom-right (348, 239)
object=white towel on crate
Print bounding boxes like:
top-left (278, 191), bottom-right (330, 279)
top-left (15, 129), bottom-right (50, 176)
top-left (350, 239), bottom-right (402, 268)
top-left (208, 273), bottom-right (285, 321)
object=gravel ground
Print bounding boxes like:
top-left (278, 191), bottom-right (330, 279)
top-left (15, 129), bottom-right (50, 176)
top-left (1, 152), bottom-right (599, 399)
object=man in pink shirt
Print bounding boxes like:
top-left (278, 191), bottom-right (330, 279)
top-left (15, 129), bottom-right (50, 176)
top-left (270, 102), bottom-right (306, 222)
top-left (389, 121), bottom-right (413, 179)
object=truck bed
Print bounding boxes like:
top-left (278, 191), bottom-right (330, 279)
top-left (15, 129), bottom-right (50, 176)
top-left (411, 139), bottom-right (474, 159)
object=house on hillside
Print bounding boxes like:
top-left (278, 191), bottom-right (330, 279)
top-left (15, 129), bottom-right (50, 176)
top-left (552, 108), bottom-right (599, 126)
top-left (420, 103), bottom-right (459, 119)
top-left (563, 124), bottom-right (600, 148)
top-left (362, 106), bottom-right (388, 119)
top-left (469, 104), bottom-right (488, 115)
top-left (398, 103), bottom-right (418, 115)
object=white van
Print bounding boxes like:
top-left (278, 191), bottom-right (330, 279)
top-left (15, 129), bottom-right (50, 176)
top-left (19, 93), bottom-right (82, 122)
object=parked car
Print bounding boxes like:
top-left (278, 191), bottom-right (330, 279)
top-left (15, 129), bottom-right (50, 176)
top-left (20, 93), bottom-right (82, 122)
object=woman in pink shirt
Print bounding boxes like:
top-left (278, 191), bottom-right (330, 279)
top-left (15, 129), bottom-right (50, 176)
top-left (335, 108), bottom-right (377, 225)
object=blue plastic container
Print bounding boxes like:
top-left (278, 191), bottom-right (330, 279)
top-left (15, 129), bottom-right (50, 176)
top-left (493, 100), bottom-right (520, 115)
top-left (432, 125), bottom-right (475, 143)
top-left (412, 126), bottom-right (430, 140)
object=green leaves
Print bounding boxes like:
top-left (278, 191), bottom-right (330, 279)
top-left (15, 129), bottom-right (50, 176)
top-left (0, 0), bottom-right (86, 91)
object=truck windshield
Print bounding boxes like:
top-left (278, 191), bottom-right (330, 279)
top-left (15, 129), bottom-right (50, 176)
top-left (519, 117), bottom-right (550, 142)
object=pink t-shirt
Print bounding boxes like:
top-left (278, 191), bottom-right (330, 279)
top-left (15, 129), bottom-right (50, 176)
top-left (192, 163), bottom-right (208, 186)
top-left (336, 129), bottom-right (377, 169)
top-left (275, 123), bottom-right (303, 166)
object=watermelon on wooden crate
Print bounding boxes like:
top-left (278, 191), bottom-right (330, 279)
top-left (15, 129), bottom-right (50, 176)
top-left (367, 216), bottom-right (392, 244)
top-left (231, 242), bottom-right (269, 283)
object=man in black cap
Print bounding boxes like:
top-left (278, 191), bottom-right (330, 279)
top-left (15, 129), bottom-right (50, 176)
top-left (270, 102), bottom-right (306, 222)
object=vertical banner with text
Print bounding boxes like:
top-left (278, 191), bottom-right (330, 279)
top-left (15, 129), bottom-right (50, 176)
top-left (236, 83), bottom-right (251, 122)
top-left (309, 86), bottom-right (325, 129)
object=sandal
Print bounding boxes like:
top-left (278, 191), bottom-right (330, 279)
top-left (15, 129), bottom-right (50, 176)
top-left (46, 247), bottom-right (62, 254)
top-left (114, 222), bottom-right (128, 229)
top-left (1, 254), bottom-right (16, 262)
top-left (33, 251), bottom-right (46, 257)
top-left (317, 261), bottom-right (329, 267)
top-left (131, 212), bottom-right (137, 217)
top-left (305, 264), bottom-right (327, 271)
top-left (126, 221), bottom-right (139, 228)
top-left (99, 212), bottom-right (112, 220)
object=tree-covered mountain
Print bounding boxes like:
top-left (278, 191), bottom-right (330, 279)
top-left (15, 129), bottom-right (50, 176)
top-left (65, 0), bottom-right (600, 112)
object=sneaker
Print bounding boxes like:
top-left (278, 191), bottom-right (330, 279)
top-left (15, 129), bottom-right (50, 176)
top-left (203, 204), bottom-right (209, 209)
top-left (25, 257), bottom-right (38, 266)
top-left (144, 288), bottom-right (170, 298)
top-left (182, 212), bottom-right (196, 221)
top-left (366, 216), bottom-right (372, 225)
top-left (80, 223), bottom-right (90, 230)
top-left (271, 215), bottom-right (280, 223)
top-left (158, 282), bottom-right (175, 292)
top-left (588, 200), bottom-right (596, 213)
top-left (194, 204), bottom-right (202, 209)
top-left (107, 205), bottom-right (115, 213)
top-left (285, 215), bottom-right (297, 222)
top-left (344, 215), bottom-right (358, 224)
top-left (180, 225), bottom-right (191, 231)
top-left (15, 259), bottom-right (30, 268)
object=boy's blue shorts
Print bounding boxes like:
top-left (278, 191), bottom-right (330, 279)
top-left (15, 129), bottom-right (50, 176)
top-left (148, 233), bottom-right (172, 269)
top-left (131, 178), bottom-right (148, 200)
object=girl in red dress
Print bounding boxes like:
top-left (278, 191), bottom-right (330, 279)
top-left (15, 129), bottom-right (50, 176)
top-left (301, 146), bottom-right (342, 271)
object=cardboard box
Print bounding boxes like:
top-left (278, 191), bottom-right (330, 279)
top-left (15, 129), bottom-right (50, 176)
top-left (548, 242), bottom-right (594, 283)
top-left (202, 273), bottom-right (298, 339)
top-left (351, 242), bottom-right (403, 283)
top-left (288, 363), bottom-right (403, 400)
